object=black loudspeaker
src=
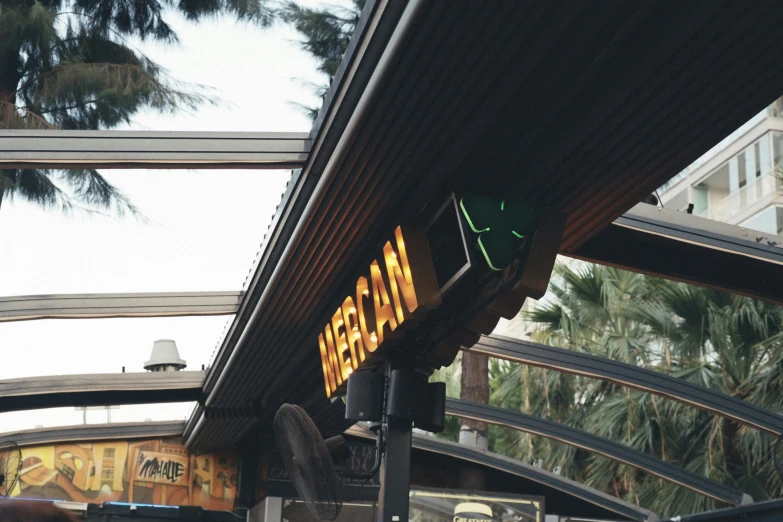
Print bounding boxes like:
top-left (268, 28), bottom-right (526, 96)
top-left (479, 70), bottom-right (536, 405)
top-left (387, 369), bottom-right (429, 422)
top-left (415, 382), bottom-right (446, 434)
top-left (345, 370), bottom-right (383, 422)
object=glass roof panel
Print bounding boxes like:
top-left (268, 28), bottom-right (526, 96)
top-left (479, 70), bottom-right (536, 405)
top-left (1, 0), bottom-right (343, 294)
top-left (0, 169), bottom-right (290, 295)
top-left (0, 403), bottom-right (195, 434)
top-left (0, 316), bottom-right (228, 379)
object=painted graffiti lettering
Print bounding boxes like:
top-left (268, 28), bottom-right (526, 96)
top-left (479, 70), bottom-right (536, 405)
top-left (138, 457), bottom-right (185, 483)
top-left (9, 440), bottom-right (237, 511)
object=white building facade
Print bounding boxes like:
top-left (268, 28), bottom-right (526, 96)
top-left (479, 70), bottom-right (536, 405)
top-left (659, 98), bottom-right (783, 235)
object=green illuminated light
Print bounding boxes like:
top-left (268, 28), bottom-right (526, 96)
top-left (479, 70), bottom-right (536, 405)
top-left (478, 236), bottom-right (501, 271)
top-left (459, 195), bottom-right (538, 271)
top-left (459, 198), bottom-right (490, 233)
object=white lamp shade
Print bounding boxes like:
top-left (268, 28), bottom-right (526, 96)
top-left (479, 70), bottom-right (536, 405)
top-left (144, 339), bottom-right (187, 371)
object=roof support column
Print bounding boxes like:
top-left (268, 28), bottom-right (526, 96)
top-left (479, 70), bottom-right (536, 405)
top-left (237, 427), bottom-right (264, 510)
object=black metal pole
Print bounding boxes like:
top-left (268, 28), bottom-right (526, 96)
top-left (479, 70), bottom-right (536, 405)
top-left (377, 415), bottom-right (413, 522)
top-left (375, 358), bottom-right (415, 522)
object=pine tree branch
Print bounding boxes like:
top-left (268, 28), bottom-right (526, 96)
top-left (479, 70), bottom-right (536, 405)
top-left (0, 0), bottom-right (268, 217)
top-left (0, 101), bottom-right (56, 129)
top-left (2, 169), bottom-right (74, 212)
top-left (14, 67), bottom-right (60, 97)
top-left (29, 99), bottom-right (95, 115)
top-left (24, 62), bottom-right (213, 121)
top-left (53, 11), bottom-right (162, 64)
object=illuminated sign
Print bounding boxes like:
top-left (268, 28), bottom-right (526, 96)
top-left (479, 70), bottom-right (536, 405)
top-left (459, 195), bottom-right (538, 271)
top-left (318, 226), bottom-right (440, 398)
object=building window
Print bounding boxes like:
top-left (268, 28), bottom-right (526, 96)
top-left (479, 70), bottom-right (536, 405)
top-left (101, 468), bottom-right (115, 481)
top-left (738, 151), bottom-right (747, 189)
top-left (755, 141), bottom-right (762, 178)
top-left (59, 465), bottom-right (75, 481)
top-left (773, 132), bottom-right (783, 168)
top-left (103, 448), bottom-right (116, 459)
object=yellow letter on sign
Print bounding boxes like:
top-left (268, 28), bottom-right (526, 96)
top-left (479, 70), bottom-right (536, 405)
top-left (356, 276), bottom-right (378, 354)
top-left (323, 325), bottom-right (343, 388)
top-left (370, 259), bottom-right (397, 345)
top-left (342, 295), bottom-right (366, 365)
top-left (331, 307), bottom-right (352, 383)
top-left (318, 332), bottom-right (338, 398)
top-left (384, 226), bottom-right (419, 323)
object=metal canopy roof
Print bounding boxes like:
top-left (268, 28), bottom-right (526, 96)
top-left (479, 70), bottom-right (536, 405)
top-left (3, 0), bottom-right (783, 516)
top-left (190, 0), bottom-right (783, 451)
top-left (571, 203), bottom-right (783, 305)
top-left (0, 371), bottom-right (204, 412)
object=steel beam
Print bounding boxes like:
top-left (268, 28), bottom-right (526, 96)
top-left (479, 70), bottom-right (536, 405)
top-left (412, 435), bottom-right (657, 522)
top-left (344, 425), bottom-right (657, 521)
top-left (570, 203), bottom-right (783, 305)
top-left (0, 130), bottom-right (310, 169)
top-left (446, 399), bottom-right (748, 506)
top-left (0, 371), bottom-right (205, 412)
top-left (0, 291), bottom-right (242, 322)
top-left (0, 421), bottom-right (186, 446)
top-left (469, 335), bottom-right (783, 436)
top-left (672, 498), bottom-right (783, 522)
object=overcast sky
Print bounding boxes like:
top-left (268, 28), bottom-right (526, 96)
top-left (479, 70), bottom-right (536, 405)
top-left (0, 1), bottom-right (348, 431)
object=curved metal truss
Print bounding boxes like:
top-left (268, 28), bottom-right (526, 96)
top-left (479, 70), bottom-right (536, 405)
top-left (470, 334), bottom-right (783, 435)
top-left (411, 434), bottom-right (658, 522)
top-left (344, 425), bottom-right (658, 522)
top-left (446, 398), bottom-right (749, 506)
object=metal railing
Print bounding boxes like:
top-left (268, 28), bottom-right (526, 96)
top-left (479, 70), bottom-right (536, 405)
top-left (697, 172), bottom-right (782, 222)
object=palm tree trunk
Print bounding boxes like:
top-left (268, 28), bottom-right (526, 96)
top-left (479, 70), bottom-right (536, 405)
top-left (458, 351), bottom-right (489, 489)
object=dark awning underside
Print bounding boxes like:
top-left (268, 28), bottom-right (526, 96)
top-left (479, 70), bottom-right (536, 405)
top-left (195, 0), bottom-right (783, 451)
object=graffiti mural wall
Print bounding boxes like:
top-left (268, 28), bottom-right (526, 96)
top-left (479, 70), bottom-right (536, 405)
top-left (10, 438), bottom-right (238, 510)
